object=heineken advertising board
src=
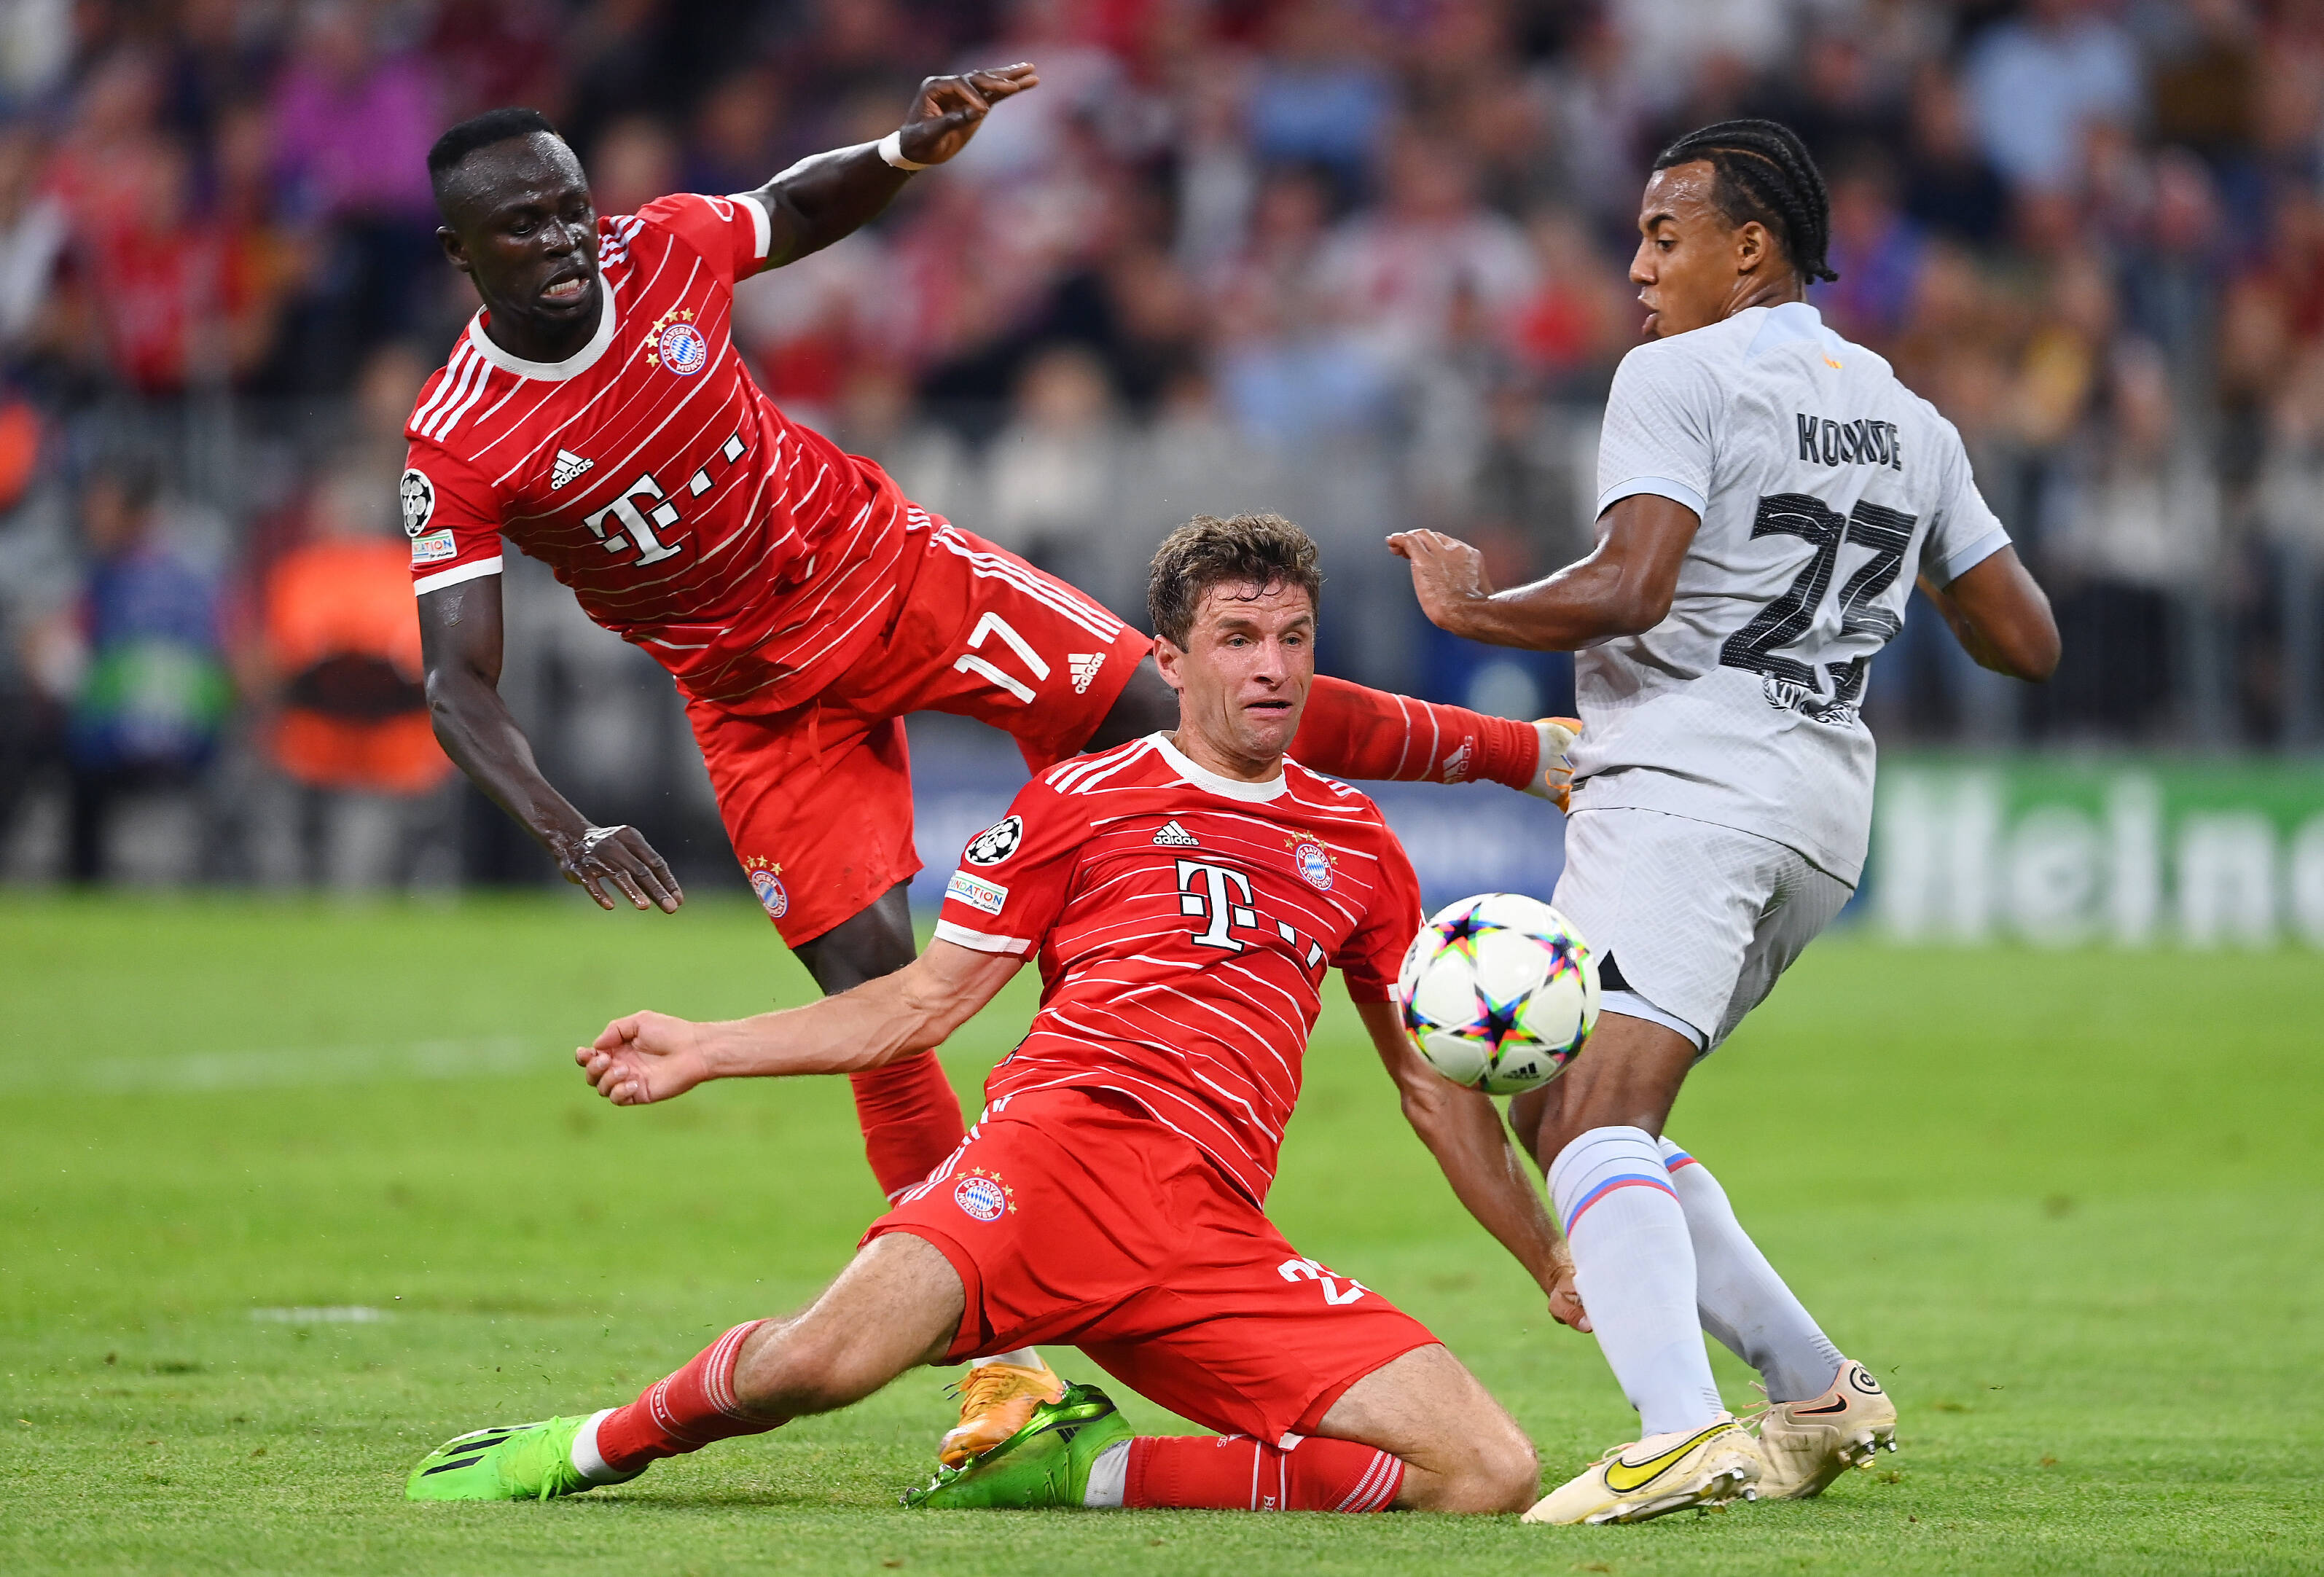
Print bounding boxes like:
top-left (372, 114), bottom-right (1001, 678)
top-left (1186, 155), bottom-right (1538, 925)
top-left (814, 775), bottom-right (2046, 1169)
top-left (1874, 758), bottom-right (2324, 949)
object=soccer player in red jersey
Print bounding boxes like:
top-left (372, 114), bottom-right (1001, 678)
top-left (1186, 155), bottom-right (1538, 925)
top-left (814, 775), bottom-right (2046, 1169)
top-left (404, 514), bottom-right (1581, 1514)
top-left (409, 93), bottom-right (1565, 1152)
top-left (407, 72), bottom-right (1570, 1455)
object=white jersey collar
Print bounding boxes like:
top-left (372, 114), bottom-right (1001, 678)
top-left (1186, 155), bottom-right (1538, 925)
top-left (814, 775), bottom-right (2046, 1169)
top-left (466, 282), bottom-right (618, 382)
top-left (1151, 732), bottom-right (1288, 802)
top-left (1745, 299), bottom-right (1844, 361)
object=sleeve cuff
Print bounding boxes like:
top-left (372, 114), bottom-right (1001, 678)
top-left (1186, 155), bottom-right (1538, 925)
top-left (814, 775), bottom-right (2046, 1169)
top-left (727, 192), bottom-right (772, 261)
top-left (932, 919), bottom-right (1032, 956)
top-left (1596, 476), bottom-right (1707, 520)
top-left (413, 556), bottom-right (503, 596)
top-left (1940, 526), bottom-right (2011, 584)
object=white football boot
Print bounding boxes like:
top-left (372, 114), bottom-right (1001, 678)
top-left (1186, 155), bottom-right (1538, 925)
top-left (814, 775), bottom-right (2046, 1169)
top-left (1522, 1415), bottom-right (1762, 1525)
top-left (1748, 1359), bottom-right (1898, 1499)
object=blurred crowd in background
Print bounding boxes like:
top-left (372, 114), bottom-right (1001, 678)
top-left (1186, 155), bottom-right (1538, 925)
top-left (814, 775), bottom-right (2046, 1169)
top-left (1, 0), bottom-right (2322, 893)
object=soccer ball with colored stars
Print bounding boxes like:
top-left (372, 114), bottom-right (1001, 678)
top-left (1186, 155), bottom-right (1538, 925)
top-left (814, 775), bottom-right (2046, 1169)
top-left (1396, 893), bottom-right (1599, 1095)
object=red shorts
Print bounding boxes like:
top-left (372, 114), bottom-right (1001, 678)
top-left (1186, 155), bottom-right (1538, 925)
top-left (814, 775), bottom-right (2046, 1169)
top-left (687, 520), bottom-right (1151, 944)
top-left (864, 1087), bottom-right (1439, 1446)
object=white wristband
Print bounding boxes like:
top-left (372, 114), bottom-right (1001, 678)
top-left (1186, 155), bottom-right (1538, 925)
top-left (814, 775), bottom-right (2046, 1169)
top-left (877, 130), bottom-right (930, 171)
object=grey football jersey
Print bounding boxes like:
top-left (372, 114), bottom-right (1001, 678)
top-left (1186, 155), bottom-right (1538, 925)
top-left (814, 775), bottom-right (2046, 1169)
top-left (1573, 301), bottom-right (2008, 883)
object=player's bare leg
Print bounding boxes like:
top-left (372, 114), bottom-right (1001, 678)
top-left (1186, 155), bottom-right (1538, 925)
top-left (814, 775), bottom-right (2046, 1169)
top-left (912, 1342), bottom-right (1536, 1514)
top-left (407, 1234), bottom-right (964, 1501)
top-left (1312, 1344), bottom-right (1539, 1512)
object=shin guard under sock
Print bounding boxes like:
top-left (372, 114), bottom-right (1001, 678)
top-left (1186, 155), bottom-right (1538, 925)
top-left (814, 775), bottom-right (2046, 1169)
top-left (1660, 1136), bottom-right (1843, 1404)
top-left (593, 1320), bottom-right (785, 1474)
top-left (1121, 1434), bottom-right (1404, 1511)
top-left (1549, 1126), bottom-right (1724, 1436)
top-left (1292, 676), bottom-right (1539, 790)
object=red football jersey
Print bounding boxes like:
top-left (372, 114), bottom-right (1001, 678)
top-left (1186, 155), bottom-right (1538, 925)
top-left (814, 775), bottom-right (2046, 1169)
top-left (401, 192), bottom-right (910, 714)
top-left (934, 732), bottom-right (1426, 1204)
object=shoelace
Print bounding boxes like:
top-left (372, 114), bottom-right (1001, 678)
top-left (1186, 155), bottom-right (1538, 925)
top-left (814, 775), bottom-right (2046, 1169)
top-left (945, 1366), bottom-right (1055, 1417)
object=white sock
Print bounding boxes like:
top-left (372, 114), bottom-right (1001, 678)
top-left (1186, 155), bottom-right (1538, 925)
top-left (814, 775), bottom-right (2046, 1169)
top-left (569, 1407), bottom-right (641, 1484)
top-left (1549, 1126), bottom-right (1724, 1437)
top-left (1659, 1136), bottom-right (1843, 1404)
top-left (967, 1348), bottom-right (1044, 1370)
top-left (1083, 1438), bottom-right (1130, 1507)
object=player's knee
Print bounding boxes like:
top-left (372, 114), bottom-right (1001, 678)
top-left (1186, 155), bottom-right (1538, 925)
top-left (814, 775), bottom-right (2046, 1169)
top-left (1439, 1427), bottom-right (1538, 1514)
top-left (1476, 1429), bottom-right (1541, 1513)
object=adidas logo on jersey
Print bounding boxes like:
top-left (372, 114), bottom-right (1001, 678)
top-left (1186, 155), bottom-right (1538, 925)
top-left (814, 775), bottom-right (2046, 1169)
top-left (550, 450), bottom-right (594, 489)
top-left (1440, 738), bottom-right (1473, 784)
top-left (1152, 821), bottom-right (1199, 848)
top-left (1068, 652), bottom-right (1106, 694)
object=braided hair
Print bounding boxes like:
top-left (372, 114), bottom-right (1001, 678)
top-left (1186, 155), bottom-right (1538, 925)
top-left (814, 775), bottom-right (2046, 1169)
top-left (1652, 119), bottom-right (1838, 285)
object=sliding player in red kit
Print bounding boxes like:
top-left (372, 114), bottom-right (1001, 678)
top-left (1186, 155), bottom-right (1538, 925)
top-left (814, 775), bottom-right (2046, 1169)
top-left (405, 514), bottom-right (1581, 1514)
top-left (410, 71), bottom-right (1571, 1460)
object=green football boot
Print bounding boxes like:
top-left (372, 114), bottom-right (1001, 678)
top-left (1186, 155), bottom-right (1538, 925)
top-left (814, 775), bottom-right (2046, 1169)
top-left (405, 1414), bottom-right (624, 1502)
top-left (901, 1380), bottom-right (1131, 1509)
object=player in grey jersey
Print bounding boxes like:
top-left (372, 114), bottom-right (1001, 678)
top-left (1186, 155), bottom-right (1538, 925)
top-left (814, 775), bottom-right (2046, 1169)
top-left (1393, 120), bottom-right (2059, 1525)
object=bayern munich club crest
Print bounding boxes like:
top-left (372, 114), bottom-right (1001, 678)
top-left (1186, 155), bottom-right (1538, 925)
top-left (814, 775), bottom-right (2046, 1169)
top-left (743, 857), bottom-right (786, 919)
top-left (952, 1168), bottom-right (1014, 1222)
top-left (655, 320), bottom-right (708, 375)
top-left (1293, 840), bottom-right (1334, 891)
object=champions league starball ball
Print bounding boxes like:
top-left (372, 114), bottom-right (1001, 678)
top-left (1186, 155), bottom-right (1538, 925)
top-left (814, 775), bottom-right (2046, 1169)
top-left (1396, 893), bottom-right (1600, 1095)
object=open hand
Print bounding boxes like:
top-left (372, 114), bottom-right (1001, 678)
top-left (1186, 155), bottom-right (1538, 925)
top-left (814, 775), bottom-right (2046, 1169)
top-left (550, 823), bottom-right (682, 914)
top-left (1388, 530), bottom-right (1492, 636)
top-left (897, 63), bottom-right (1039, 166)
top-left (577, 1010), bottom-right (714, 1106)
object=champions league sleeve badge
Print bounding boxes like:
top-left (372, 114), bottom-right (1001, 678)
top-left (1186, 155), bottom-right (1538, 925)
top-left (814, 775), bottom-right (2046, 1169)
top-left (399, 469), bottom-right (435, 538)
top-left (963, 815), bottom-right (1024, 866)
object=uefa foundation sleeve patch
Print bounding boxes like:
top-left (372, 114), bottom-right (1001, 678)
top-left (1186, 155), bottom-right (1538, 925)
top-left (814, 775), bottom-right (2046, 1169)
top-left (944, 870), bottom-right (1008, 915)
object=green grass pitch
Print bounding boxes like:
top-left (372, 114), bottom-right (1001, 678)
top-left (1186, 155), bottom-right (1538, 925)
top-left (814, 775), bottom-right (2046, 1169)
top-left (2, 893), bottom-right (2318, 1575)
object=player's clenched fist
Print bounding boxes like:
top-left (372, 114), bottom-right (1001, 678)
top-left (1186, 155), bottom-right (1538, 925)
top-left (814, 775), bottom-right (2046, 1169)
top-left (895, 63), bottom-right (1039, 167)
top-left (1546, 1256), bottom-right (1592, 1334)
top-left (579, 1010), bottom-right (713, 1106)
top-left (1388, 530), bottom-right (1493, 635)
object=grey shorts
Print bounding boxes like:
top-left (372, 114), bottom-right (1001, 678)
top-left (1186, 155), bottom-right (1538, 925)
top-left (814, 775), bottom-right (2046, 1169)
top-left (1551, 808), bottom-right (1854, 1052)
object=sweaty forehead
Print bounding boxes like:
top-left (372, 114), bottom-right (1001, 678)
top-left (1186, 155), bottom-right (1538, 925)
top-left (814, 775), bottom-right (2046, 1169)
top-left (439, 133), bottom-right (587, 224)
top-left (1194, 577), bottom-right (1314, 626)
top-left (1640, 161), bottom-right (1720, 227)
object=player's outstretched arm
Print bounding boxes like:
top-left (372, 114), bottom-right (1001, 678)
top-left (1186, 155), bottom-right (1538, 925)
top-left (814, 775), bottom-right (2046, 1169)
top-left (418, 577), bottom-right (681, 913)
top-left (1388, 493), bottom-right (1700, 652)
top-left (1918, 547), bottom-right (2059, 682)
top-left (1355, 1000), bottom-right (1590, 1333)
top-left (578, 939), bottom-right (1022, 1105)
top-left (748, 64), bottom-right (1038, 268)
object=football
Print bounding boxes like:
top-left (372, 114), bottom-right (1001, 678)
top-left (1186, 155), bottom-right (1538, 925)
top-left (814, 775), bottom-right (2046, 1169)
top-left (1396, 893), bottom-right (1600, 1094)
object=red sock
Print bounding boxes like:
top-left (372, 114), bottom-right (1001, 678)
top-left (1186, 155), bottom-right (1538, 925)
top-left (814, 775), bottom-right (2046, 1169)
top-left (594, 1320), bottom-right (785, 1474)
top-left (1124, 1434), bottom-right (1405, 1512)
top-left (1294, 676), bottom-right (1539, 791)
top-left (848, 1052), bottom-right (967, 1201)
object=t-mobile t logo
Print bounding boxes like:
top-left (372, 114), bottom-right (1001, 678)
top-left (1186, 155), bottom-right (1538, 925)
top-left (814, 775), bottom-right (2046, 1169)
top-left (1177, 858), bottom-right (1258, 952)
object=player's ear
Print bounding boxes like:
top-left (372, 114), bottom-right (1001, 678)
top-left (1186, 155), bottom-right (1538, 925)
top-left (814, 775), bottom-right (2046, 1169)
top-left (437, 225), bottom-right (472, 276)
top-left (1734, 219), bottom-right (1769, 278)
top-left (1152, 633), bottom-right (1186, 693)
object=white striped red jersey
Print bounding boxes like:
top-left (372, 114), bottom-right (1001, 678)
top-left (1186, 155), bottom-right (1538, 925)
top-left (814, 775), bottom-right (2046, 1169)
top-left (934, 732), bottom-right (1425, 1205)
top-left (400, 192), bottom-right (910, 715)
